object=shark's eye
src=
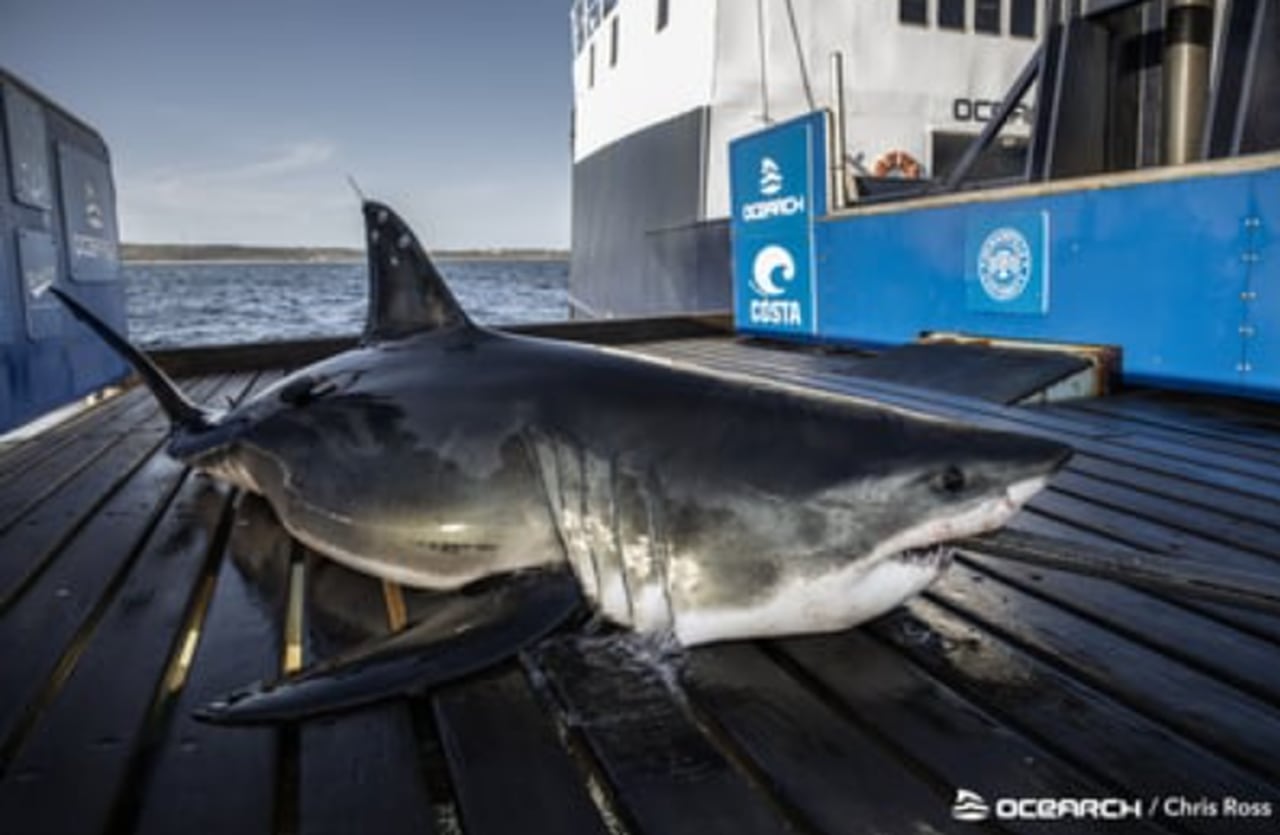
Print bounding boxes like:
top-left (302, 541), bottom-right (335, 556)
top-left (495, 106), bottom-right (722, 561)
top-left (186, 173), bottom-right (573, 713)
top-left (934, 466), bottom-right (967, 495)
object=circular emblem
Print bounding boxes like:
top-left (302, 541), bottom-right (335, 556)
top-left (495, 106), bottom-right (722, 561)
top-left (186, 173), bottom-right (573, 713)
top-left (977, 227), bottom-right (1032, 302)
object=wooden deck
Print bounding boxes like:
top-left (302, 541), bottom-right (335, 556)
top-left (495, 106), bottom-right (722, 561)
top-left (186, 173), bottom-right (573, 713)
top-left (1, 332), bottom-right (1279, 835)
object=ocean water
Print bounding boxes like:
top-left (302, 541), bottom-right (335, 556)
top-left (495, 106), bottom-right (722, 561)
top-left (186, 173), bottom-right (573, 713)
top-left (123, 260), bottom-right (569, 348)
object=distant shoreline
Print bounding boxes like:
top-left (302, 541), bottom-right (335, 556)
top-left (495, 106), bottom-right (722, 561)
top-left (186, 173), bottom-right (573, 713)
top-left (122, 243), bottom-right (569, 264)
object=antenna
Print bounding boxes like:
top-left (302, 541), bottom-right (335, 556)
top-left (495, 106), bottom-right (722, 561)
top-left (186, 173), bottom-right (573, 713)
top-left (346, 175), bottom-right (367, 202)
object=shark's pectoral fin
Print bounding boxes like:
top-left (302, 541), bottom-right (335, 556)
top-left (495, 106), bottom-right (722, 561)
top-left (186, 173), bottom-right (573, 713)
top-left (193, 568), bottom-right (583, 725)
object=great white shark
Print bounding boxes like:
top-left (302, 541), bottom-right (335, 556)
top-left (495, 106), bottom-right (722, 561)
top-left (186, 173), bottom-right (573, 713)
top-left (52, 201), bottom-right (1071, 723)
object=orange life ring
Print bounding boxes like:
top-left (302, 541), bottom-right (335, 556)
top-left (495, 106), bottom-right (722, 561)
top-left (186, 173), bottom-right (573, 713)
top-left (872, 150), bottom-right (922, 179)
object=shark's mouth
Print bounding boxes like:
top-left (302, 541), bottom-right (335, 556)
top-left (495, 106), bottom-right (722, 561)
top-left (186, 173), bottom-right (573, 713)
top-left (896, 543), bottom-right (954, 566)
top-left (875, 474), bottom-right (1051, 570)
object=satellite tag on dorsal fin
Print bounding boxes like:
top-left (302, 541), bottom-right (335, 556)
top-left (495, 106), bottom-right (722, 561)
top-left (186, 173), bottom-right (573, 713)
top-left (362, 201), bottom-right (473, 342)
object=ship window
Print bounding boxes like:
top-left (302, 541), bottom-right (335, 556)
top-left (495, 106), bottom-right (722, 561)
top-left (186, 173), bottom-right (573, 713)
top-left (4, 84), bottom-right (53, 210)
top-left (939, 0), bottom-right (965, 30)
top-left (58, 143), bottom-right (119, 282)
top-left (609, 16), bottom-right (619, 67)
top-left (975, 0), bottom-right (1000, 34)
top-left (899, 0), bottom-right (927, 25)
top-left (1011, 0), bottom-right (1036, 37)
top-left (572, 1), bottom-right (585, 53)
top-left (589, 44), bottom-right (596, 87)
top-left (657, 0), bottom-right (669, 32)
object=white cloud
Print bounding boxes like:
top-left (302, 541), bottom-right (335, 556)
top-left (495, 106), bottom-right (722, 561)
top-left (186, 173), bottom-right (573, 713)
top-left (116, 138), bottom-right (570, 248)
top-left (117, 140), bottom-right (359, 245)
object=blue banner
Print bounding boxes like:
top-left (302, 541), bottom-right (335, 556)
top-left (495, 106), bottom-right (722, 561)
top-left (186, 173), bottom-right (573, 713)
top-left (730, 112), bottom-right (828, 338)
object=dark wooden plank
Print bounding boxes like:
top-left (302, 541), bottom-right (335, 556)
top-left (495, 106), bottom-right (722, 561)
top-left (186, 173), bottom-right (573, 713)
top-left (124, 371), bottom-right (292, 835)
top-left (130, 493), bottom-right (289, 835)
top-left (1130, 389), bottom-right (1280, 432)
top-left (299, 705), bottom-right (435, 835)
top-left (927, 565), bottom-right (1280, 782)
top-left (0, 376), bottom-right (221, 534)
top-left (0, 384), bottom-right (149, 480)
top-left (957, 551), bottom-right (1280, 705)
top-left (871, 598), bottom-right (1277, 803)
top-left (1026, 490), bottom-right (1280, 577)
top-left (0, 474), bottom-right (236, 835)
top-left (1009, 511), bottom-right (1280, 647)
top-left (1066, 455), bottom-right (1280, 534)
top-left (143, 316), bottom-right (729, 378)
top-left (297, 555), bottom-right (435, 835)
top-left (0, 375), bottom-right (250, 757)
top-left (1066, 394), bottom-right (1280, 453)
top-left (1057, 397), bottom-right (1280, 458)
top-left (434, 667), bottom-right (609, 835)
top-left (1047, 470), bottom-right (1280, 561)
top-left (505, 315), bottom-right (731, 345)
top-left (680, 643), bottom-right (978, 835)
top-left (0, 376), bottom-right (228, 606)
top-left (531, 634), bottom-right (794, 835)
top-left (0, 452), bottom-right (191, 761)
top-left (839, 341), bottom-right (1089, 404)
top-left (1038, 413), bottom-right (1280, 485)
top-left (774, 632), bottom-right (1158, 835)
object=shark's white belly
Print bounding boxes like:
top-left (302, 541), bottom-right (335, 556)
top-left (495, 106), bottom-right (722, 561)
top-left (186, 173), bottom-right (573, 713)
top-left (669, 550), bottom-right (951, 646)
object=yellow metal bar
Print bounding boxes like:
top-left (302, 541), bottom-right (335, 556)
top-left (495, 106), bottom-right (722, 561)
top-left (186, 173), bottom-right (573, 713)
top-left (382, 579), bottom-right (408, 632)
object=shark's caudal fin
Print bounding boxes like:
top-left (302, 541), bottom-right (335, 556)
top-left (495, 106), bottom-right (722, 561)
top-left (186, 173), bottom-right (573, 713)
top-left (194, 568), bottom-right (583, 724)
top-left (48, 287), bottom-right (216, 432)
top-left (362, 201), bottom-right (475, 342)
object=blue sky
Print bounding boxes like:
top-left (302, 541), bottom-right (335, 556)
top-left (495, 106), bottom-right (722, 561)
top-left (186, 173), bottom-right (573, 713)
top-left (0, 0), bottom-right (573, 247)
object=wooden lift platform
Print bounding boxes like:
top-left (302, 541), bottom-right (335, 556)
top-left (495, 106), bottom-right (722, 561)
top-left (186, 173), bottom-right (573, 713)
top-left (1, 319), bottom-right (1278, 835)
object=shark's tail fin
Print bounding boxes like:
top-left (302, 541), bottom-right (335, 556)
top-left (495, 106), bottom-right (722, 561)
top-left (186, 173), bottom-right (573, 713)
top-left (50, 287), bottom-right (216, 432)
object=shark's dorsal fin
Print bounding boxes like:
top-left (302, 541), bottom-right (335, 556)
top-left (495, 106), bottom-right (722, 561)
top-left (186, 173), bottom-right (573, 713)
top-left (362, 201), bottom-right (472, 342)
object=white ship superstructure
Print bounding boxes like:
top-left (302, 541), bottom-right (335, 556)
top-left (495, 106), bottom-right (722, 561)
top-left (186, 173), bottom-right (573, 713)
top-left (569, 0), bottom-right (1040, 318)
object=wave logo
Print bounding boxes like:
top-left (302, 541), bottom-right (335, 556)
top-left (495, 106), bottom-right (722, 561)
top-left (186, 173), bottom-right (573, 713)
top-left (759, 157), bottom-right (783, 196)
top-left (952, 789), bottom-right (991, 823)
top-left (750, 245), bottom-right (795, 297)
